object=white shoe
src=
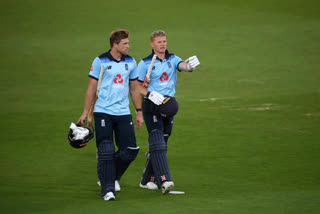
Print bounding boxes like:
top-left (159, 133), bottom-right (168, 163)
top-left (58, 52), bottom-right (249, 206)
top-left (115, 180), bottom-right (121, 192)
top-left (97, 180), bottom-right (120, 192)
top-left (161, 181), bottom-right (174, 194)
top-left (103, 192), bottom-right (115, 201)
top-left (139, 182), bottom-right (158, 190)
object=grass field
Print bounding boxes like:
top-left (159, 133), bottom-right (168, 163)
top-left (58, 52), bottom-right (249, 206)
top-left (1, 0), bottom-right (320, 213)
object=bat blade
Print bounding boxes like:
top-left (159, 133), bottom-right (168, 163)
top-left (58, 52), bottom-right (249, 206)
top-left (143, 54), bottom-right (157, 88)
top-left (87, 65), bottom-right (105, 129)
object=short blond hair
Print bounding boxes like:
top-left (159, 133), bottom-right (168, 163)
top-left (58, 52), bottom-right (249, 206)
top-left (150, 30), bottom-right (166, 42)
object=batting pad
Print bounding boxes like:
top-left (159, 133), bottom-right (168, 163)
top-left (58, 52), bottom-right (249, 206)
top-left (140, 154), bottom-right (154, 185)
top-left (97, 140), bottom-right (116, 196)
top-left (149, 130), bottom-right (172, 186)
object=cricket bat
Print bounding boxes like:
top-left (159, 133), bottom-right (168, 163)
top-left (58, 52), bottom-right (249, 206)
top-left (142, 54), bottom-right (157, 88)
top-left (87, 65), bottom-right (105, 129)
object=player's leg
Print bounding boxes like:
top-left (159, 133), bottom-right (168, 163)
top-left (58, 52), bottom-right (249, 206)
top-left (139, 151), bottom-right (157, 190)
top-left (114, 114), bottom-right (140, 182)
top-left (140, 98), bottom-right (158, 188)
top-left (163, 115), bottom-right (174, 150)
top-left (141, 99), bottom-right (175, 189)
top-left (160, 115), bottom-right (175, 193)
top-left (149, 129), bottom-right (174, 193)
top-left (94, 113), bottom-right (116, 200)
top-left (142, 99), bottom-right (173, 190)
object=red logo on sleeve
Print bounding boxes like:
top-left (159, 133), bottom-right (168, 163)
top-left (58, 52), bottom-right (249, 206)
top-left (114, 74), bottom-right (124, 84)
top-left (90, 66), bottom-right (93, 71)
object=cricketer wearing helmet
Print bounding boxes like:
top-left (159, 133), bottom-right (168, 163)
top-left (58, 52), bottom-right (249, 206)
top-left (136, 30), bottom-right (200, 193)
top-left (77, 29), bottom-right (164, 201)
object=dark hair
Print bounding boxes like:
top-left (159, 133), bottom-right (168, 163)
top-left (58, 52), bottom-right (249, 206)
top-left (109, 29), bottom-right (129, 48)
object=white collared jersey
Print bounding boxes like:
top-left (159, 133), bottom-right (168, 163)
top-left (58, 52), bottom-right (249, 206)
top-left (89, 51), bottom-right (138, 116)
top-left (137, 51), bottom-right (183, 97)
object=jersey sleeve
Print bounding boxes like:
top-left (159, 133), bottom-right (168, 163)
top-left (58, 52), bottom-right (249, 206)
top-left (129, 58), bottom-right (139, 80)
top-left (173, 55), bottom-right (183, 71)
top-left (88, 57), bottom-right (101, 80)
top-left (137, 60), bottom-right (148, 82)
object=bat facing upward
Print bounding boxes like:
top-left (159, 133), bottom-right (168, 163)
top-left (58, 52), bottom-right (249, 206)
top-left (87, 65), bottom-right (105, 129)
top-left (143, 54), bottom-right (157, 88)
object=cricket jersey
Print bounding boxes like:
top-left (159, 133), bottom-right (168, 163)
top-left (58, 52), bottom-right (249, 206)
top-left (137, 50), bottom-right (183, 97)
top-left (89, 50), bottom-right (138, 115)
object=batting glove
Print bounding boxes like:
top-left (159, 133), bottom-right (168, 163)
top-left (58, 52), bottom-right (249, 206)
top-left (185, 55), bottom-right (200, 71)
top-left (147, 91), bottom-right (165, 105)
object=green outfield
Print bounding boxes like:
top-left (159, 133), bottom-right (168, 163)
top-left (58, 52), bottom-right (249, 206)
top-left (1, 0), bottom-right (320, 213)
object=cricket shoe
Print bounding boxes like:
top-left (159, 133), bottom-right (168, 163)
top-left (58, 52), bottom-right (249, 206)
top-left (139, 181), bottom-right (158, 190)
top-left (161, 181), bottom-right (174, 194)
top-left (103, 192), bottom-right (115, 201)
top-left (97, 180), bottom-right (121, 192)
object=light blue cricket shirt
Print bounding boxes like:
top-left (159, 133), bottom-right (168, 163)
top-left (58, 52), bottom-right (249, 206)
top-left (137, 50), bottom-right (183, 97)
top-left (89, 50), bottom-right (138, 116)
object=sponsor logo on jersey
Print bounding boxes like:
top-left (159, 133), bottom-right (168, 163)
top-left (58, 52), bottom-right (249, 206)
top-left (160, 72), bottom-right (169, 81)
top-left (114, 74), bottom-right (124, 84)
top-left (113, 74), bottom-right (125, 88)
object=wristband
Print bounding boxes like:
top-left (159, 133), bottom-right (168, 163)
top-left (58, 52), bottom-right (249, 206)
top-left (146, 91), bottom-right (150, 97)
top-left (136, 108), bottom-right (143, 112)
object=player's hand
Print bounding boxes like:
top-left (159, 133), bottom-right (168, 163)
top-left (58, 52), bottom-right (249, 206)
top-left (77, 113), bottom-right (87, 126)
top-left (148, 91), bottom-right (165, 105)
top-left (135, 112), bottom-right (144, 129)
top-left (185, 56), bottom-right (200, 71)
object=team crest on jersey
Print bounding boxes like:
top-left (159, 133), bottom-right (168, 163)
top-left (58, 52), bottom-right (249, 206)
top-left (107, 65), bottom-right (112, 70)
top-left (167, 62), bottom-right (172, 68)
top-left (125, 64), bottom-right (128, 70)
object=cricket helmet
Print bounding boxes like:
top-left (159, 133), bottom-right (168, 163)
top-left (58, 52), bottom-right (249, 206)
top-left (68, 123), bottom-right (94, 149)
top-left (155, 97), bottom-right (179, 117)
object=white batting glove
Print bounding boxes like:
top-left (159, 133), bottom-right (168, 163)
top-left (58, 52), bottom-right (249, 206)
top-left (147, 91), bottom-right (165, 105)
top-left (185, 55), bottom-right (200, 71)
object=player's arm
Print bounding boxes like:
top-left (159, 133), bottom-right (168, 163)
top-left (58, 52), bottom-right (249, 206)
top-left (130, 80), bottom-right (145, 129)
top-left (130, 80), bottom-right (165, 129)
top-left (130, 80), bottom-right (164, 108)
top-left (135, 59), bottom-right (165, 105)
top-left (130, 80), bottom-right (146, 108)
top-left (130, 60), bottom-right (149, 112)
top-left (178, 56), bottom-right (200, 72)
top-left (77, 77), bottom-right (98, 126)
